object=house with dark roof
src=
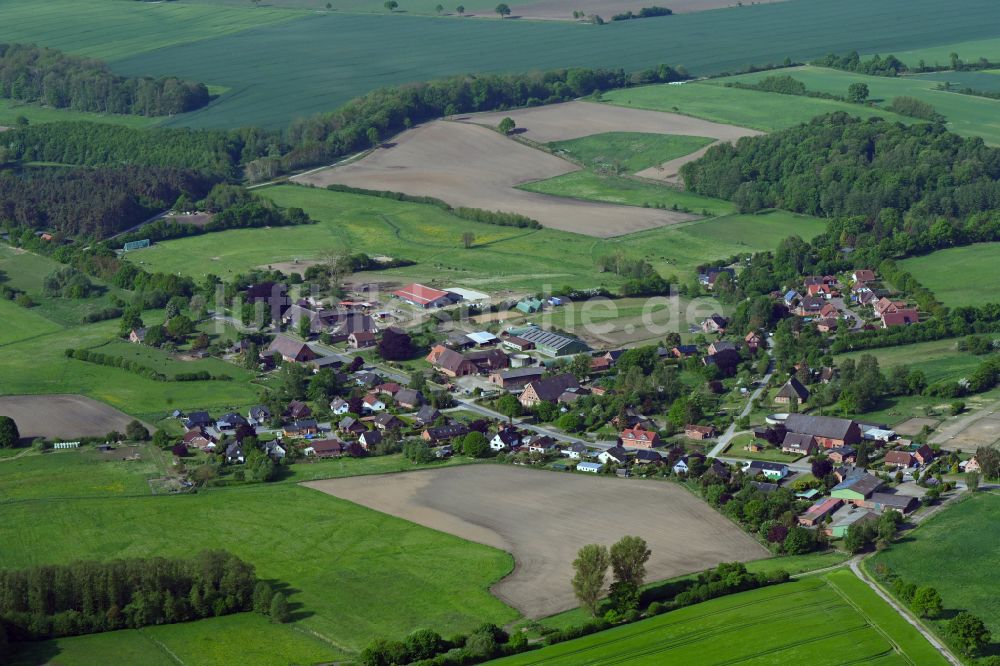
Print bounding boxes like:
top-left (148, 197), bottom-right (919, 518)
top-left (339, 417), bottom-right (367, 435)
top-left (287, 400), bottom-right (312, 420)
top-left (414, 405), bottom-right (442, 425)
top-left (248, 405), bottom-right (271, 425)
top-left (865, 492), bottom-right (918, 514)
top-left (373, 413), bottom-right (405, 431)
top-left (216, 412), bottom-right (249, 431)
top-left (744, 460), bottom-right (788, 480)
top-left (831, 474), bottom-right (883, 503)
top-left (881, 309), bottom-right (919, 328)
top-left (671, 345), bottom-right (699, 358)
top-left (634, 449), bottom-right (663, 465)
top-left (513, 327), bottom-right (590, 357)
top-left (263, 440), bottom-right (286, 460)
top-left (685, 424), bottom-right (717, 440)
top-left (284, 419), bottom-right (318, 438)
top-left (268, 335), bottom-right (318, 363)
top-left (672, 454), bottom-right (704, 475)
top-left (490, 426), bottom-right (523, 451)
top-left (852, 269), bottom-right (877, 283)
top-left (225, 442), bottom-right (245, 464)
top-left (784, 414), bottom-right (861, 447)
top-left (359, 430), bottom-right (383, 450)
top-left (184, 411), bottom-right (213, 431)
top-left (775, 377), bottom-right (810, 405)
top-left (701, 314), bottom-right (727, 333)
top-left (828, 445), bottom-right (856, 464)
top-left (781, 432), bottom-right (817, 456)
top-left (501, 335), bottom-right (535, 352)
top-left (422, 424), bottom-right (470, 443)
top-left (913, 444), bottom-right (935, 465)
top-left (489, 367), bottom-right (546, 391)
top-left (883, 450), bottom-right (915, 468)
top-left (348, 331), bottom-right (377, 349)
top-left (307, 439), bottom-right (344, 458)
top-left (427, 346), bottom-right (477, 377)
top-left (598, 446), bottom-right (631, 465)
top-left (394, 388), bottom-right (423, 410)
top-left (519, 373), bottom-right (580, 408)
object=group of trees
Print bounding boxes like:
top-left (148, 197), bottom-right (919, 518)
top-left (0, 43), bottom-right (209, 116)
top-left (610, 6), bottom-right (672, 20)
top-left (0, 551), bottom-right (260, 641)
top-left (572, 535), bottom-right (651, 618)
top-left (681, 114), bottom-right (1000, 222)
top-left (812, 51), bottom-right (908, 76)
top-left (42, 266), bottom-right (97, 299)
top-left (0, 415), bottom-right (19, 448)
top-left (360, 623), bottom-right (524, 666)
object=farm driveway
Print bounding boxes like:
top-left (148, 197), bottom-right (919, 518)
top-left (0, 394), bottom-right (143, 440)
top-left (293, 120), bottom-right (697, 237)
top-left (305, 465), bottom-right (768, 617)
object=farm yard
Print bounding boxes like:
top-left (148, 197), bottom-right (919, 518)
top-left (492, 572), bottom-right (948, 665)
top-left (900, 243), bottom-right (1000, 307)
top-left (0, 395), bottom-right (143, 442)
top-left (307, 465), bottom-right (769, 617)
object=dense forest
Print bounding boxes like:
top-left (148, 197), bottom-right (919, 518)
top-left (0, 551), bottom-right (259, 640)
top-left (680, 113), bottom-right (1000, 219)
top-left (0, 166), bottom-right (214, 238)
top-left (0, 43), bottom-right (209, 116)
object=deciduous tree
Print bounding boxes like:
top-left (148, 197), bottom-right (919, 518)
top-left (571, 543), bottom-right (609, 616)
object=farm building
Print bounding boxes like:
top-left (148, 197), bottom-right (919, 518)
top-left (501, 335), bottom-right (535, 352)
top-left (513, 327), bottom-right (590, 357)
top-left (784, 414), bottom-right (861, 447)
top-left (515, 298), bottom-right (543, 314)
top-left (466, 331), bottom-right (498, 346)
top-left (489, 367), bottom-right (546, 391)
top-left (392, 283), bottom-right (457, 308)
top-left (775, 377), bottom-right (810, 405)
top-left (865, 492), bottom-right (918, 514)
top-left (519, 373), bottom-right (579, 408)
top-left (825, 508), bottom-right (879, 538)
top-left (798, 498), bottom-right (843, 526)
top-left (831, 474), bottom-right (882, 503)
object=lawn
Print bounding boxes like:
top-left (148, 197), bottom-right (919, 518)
top-left (0, 99), bottom-right (160, 128)
top-left (4, 0), bottom-right (996, 128)
top-left (494, 572), bottom-right (946, 665)
top-left (713, 66), bottom-right (1000, 145)
top-left (546, 132), bottom-right (714, 173)
top-left (900, 243), bottom-right (1000, 307)
top-left (868, 491), bottom-right (1000, 644)
top-left (518, 170), bottom-right (737, 216)
top-left (131, 186), bottom-right (823, 291)
top-left (9, 613), bottom-right (334, 666)
top-left (0, 483), bottom-right (519, 658)
top-left (723, 433), bottom-right (803, 462)
top-left (836, 336), bottom-right (996, 384)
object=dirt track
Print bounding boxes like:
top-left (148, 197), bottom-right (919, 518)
top-left (294, 120), bottom-right (697, 237)
top-left (0, 394), bottom-right (141, 440)
top-left (305, 465), bottom-right (768, 618)
top-left (506, 0), bottom-right (787, 19)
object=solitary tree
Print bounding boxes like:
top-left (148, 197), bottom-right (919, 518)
top-left (125, 420), bottom-right (150, 441)
top-left (461, 231), bottom-right (475, 249)
top-left (435, 3), bottom-right (444, 12)
top-left (848, 82), bottom-right (870, 103)
top-left (949, 612), bottom-right (991, 656)
top-left (298, 314), bottom-right (312, 340)
top-left (384, 0), bottom-right (398, 9)
top-left (0, 416), bottom-right (19, 449)
top-left (911, 586), bottom-right (943, 618)
top-left (497, 117), bottom-right (516, 135)
top-left (571, 543), bottom-right (610, 616)
top-left (456, 4), bottom-right (465, 12)
top-left (495, 2), bottom-right (510, 17)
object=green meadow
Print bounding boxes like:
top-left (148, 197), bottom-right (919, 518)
top-left (0, 99), bottom-right (160, 128)
top-left (130, 185), bottom-right (824, 290)
top-left (546, 133), bottom-right (714, 173)
top-left (494, 572), bottom-right (946, 665)
top-left (714, 66), bottom-right (1000, 145)
top-left (900, 243), bottom-right (1000, 307)
top-left (869, 491), bottom-right (1000, 643)
top-left (0, 298), bottom-right (62, 346)
top-left (880, 38), bottom-right (1000, 69)
top-left (2, 483), bottom-right (518, 660)
top-left (835, 337), bottom-right (996, 384)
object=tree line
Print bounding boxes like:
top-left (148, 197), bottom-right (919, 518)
top-left (0, 551), bottom-right (260, 641)
top-left (0, 43), bottom-right (209, 116)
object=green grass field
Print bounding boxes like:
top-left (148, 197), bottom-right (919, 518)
top-left (0, 298), bottom-right (62, 346)
top-left (519, 171), bottom-right (737, 216)
top-left (869, 491), bottom-right (1000, 644)
top-left (130, 186), bottom-right (824, 291)
top-left (835, 337), bottom-right (996, 384)
top-left (714, 66), bottom-right (1000, 145)
top-left (879, 38), bottom-right (1000, 69)
top-left (0, 99), bottom-right (160, 128)
top-left (3, 0), bottom-right (996, 128)
top-left (92, 341), bottom-right (256, 381)
top-left (900, 243), bottom-right (1000, 307)
top-left (1, 483), bottom-right (518, 659)
top-left (546, 133), bottom-right (714, 173)
top-left (494, 571), bottom-right (946, 665)
top-left (602, 80), bottom-right (906, 132)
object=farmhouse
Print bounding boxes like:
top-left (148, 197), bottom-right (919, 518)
top-left (781, 432), bottom-right (817, 456)
top-left (784, 414), bottom-right (861, 447)
top-left (519, 373), bottom-right (579, 408)
top-left (684, 424), bottom-right (717, 440)
top-left (798, 498), bottom-right (843, 526)
top-left (394, 388), bottom-right (423, 409)
top-left (392, 283), bottom-right (456, 308)
top-left (513, 327), bottom-right (590, 357)
top-left (489, 367), bottom-right (546, 391)
top-left (268, 335), bottom-right (318, 363)
top-left (883, 450), bottom-right (915, 468)
top-left (620, 427), bottom-right (660, 449)
top-left (415, 405), bottom-right (442, 425)
top-left (775, 377), bottom-right (810, 405)
top-left (348, 331), bottom-right (377, 349)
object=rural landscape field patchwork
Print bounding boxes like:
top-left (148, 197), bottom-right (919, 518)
top-left (1, 0), bottom-right (1000, 663)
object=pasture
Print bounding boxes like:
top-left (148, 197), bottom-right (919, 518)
top-left (900, 243), bottom-right (1000, 307)
top-left (294, 121), bottom-right (698, 237)
top-left (0, 99), bottom-right (159, 128)
top-left (2, 0), bottom-right (996, 128)
top-left (493, 571), bottom-right (947, 665)
top-left (715, 66), bottom-right (1000, 145)
top-left (0, 298), bottom-right (61, 346)
top-left (835, 337), bottom-right (995, 384)
top-left (307, 465), bottom-right (769, 617)
top-left (869, 492), bottom-right (1000, 649)
top-left (0, 394), bottom-right (144, 442)
top-left (0, 483), bottom-right (518, 658)
top-left (546, 132), bottom-right (714, 173)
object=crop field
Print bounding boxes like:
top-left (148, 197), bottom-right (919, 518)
top-left (880, 38), bottom-right (1000, 69)
top-left (0, 394), bottom-right (147, 442)
top-left (835, 337), bottom-right (995, 384)
top-left (493, 571), bottom-right (946, 665)
top-left (295, 121), bottom-right (699, 237)
top-left (546, 132), bottom-right (714, 173)
top-left (869, 492), bottom-right (1000, 649)
top-left (2, 0), bottom-right (996, 128)
top-left (715, 66), bottom-right (1000, 145)
top-left (1, 483), bottom-right (518, 659)
top-left (900, 243), bottom-right (1000, 307)
top-left (132, 186), bottom-right (823, 292)
top-left (307, 465), bottom-right (768, 618)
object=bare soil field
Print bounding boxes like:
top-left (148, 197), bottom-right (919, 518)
top-left (0, 394), bottom-right (141, 440)
top-left (932, 409), bottom-right (1000, 450)
top-left (293, 120), bottom-right (697, 237)
top-left (305, 465), bottom-right (768, 618)
top-left (456, 101), bottom-right (760, 144)
top-left (894, 417), bottom-right (940, 437)
top-left (507, 0), bottom-right (787, 20)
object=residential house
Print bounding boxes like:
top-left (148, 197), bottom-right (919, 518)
top-left (414, 405), bottom-right (442, 425)
top-left (268, 335), bottom-right (318, 363)
top-left (262, 440), bottom-right (286, 460)
top-left (634, 449), bottom-right (663, 465)
top-left (590, 356), bottom-right (613, 373)
top-left (422, 424), bottom-right (469, 443)
top-left (672, 454), bottom-right (704, 475)
top-left (287, 400), bottom-right (312, 420)
top-left (490, 426), bottom-right (522, 451)
top-left (348, 331), bottom-right (377, 349)
top-left (339, 417), bottom-right (367, 436)
top-left (828, 446), bottom-right (856, 464)
top-left (248, 405), bottom-right (271, 426)
top-left (373, 413), bottom-right (404, 431)
top-left (284, 419), bottom-right (319, 438)
top-left (362, 394), bottom-right (386, 413)
top-left (699, 267), bottom-right (735, 289)
top-left (216, 412), bottom-right (249, 431)
top-left (913, 444), bottom-right (935, 465)
top-left (831, 474), bottom-right (883, 504)
top-left (576, 461), bottom-right (603, 473)
top-left (307, 439), bottom-right (344, 458)
top-left (852, 269), bottom-right (876, 283)
top-left (961, 457), bottom-right (980, 473)
top-left (701, 314), bottom-right (727, 333)
top-left (128, 327), bottom-right (147, 344)
top-left (527, 436), bottom-right (560, 455)
top-left (883, 450), bottom-right (914, 468)
top-left (427, 346), bottom-right (477, 377)
top-left (798, 498), bottom-right (843, 526)
top-left (353, 371), bottom-right (382, 388)
top-left (744, 331), bottom-right (763, 352)
top-left (783, 290), bottom-right (800, 307)
top-left (558, 387), bottom-right (590, 404)
top-left (377, 382), bottom-right (402, 397)
top-left (795, 297), bottom-right (825, 316)
top-left (744, 461), bottom-right (788, 481)
top-left (685, 424), bottom-right (717, 440)
top-left (489, 367), bottom-right (546, 391)
top-left (562, 442), bottom-right (591, 459)
top-left (707, 340), bottom-right (737, 356)
top-left (330, 398), bottom-right (350, 415)
top-left (394, 388), bottom-right (423, 410)
top-left (184, 411), bottom-right (213, 431)
top-left (599, 446), bottom-right (632, 466)
top-left (359, 430), bottom-right (383, 450)
top-left (671, 345), bottom-right (699, 358)
top-left (815, 317), bottom-right (839, 333)
top-left (873, 297), bottom-right (906, 317)
top-left (225, 442), bottom-right (245, 464)
top-left (819, 303), bottom-right (840, 319)
top-left (621, 427), bottom-right (661, 449)
top-left (784, 414), bottom-right (862, 447)
top-left (781, 432), bottom-right (817, 456)
top-left (183, 429), bottom-right (216, 451)
top-left (392, 283), bottom-right (456, 308)
top-left (856, 290), bottom-right (877, 306)
top-left (774, 377), bottom-right (810, 405)
top-left (807, 283), bottom-right (833, 298)
top-left (881, 309), bottom-right (919, 328)
top-left (519, 373), bottom-right (580, 408)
